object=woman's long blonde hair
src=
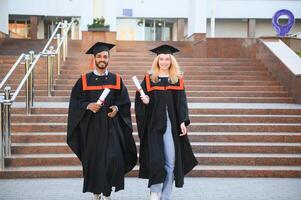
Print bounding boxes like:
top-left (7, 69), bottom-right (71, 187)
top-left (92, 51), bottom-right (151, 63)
top-left (149, 54), bottom-right (183, 84)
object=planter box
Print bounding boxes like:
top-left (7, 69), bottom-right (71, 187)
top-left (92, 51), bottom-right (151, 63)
top-left (88, 26), bottom-right (110, 32)
top-left (81, 31), bottom-right (117, 52)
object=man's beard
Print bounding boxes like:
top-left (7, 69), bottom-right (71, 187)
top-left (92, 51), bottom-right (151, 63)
top-left (95, 61), bottom-right (108, 69)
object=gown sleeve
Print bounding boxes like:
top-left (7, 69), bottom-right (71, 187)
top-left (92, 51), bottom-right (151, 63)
top-left (67, 77), bottom-right (90, 160)
top-left (177, 80), bottom-right (190, 126)
top-left (114, 77), bottom-right (132, 130)
top-left (114, 77), bottom-right (137, 173)
top-left (134, 77), bottom-right (148, 139)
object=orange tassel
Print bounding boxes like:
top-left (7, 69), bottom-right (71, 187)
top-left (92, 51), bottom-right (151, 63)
top-left (89, 56), bottom-right (94, 70)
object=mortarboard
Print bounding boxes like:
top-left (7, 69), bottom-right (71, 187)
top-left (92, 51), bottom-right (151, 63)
top-left (86, 42), bottom-right (115, 55)
top-left (150, 44), bottom-right (180, 55)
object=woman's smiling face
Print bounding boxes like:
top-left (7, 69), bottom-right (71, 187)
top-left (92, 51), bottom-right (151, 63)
top-left (158, 54), bottom-right (171, 71)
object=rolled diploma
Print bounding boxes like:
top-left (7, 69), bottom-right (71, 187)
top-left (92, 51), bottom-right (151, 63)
top-left (96, 88), bottom-right (110, 105)
top-left (132, 76), bottom-right (146, 98)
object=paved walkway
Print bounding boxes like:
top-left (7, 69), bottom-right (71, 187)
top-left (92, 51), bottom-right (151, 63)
top-left (0, 178), bottom-right (300, 200)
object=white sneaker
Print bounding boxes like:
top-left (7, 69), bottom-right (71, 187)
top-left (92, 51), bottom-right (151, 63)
top-left (93, 194), bottom-right (100, 200)
top-left (101, 196), bottom-right (111, 200)
top-left (150, 192), bottom-right (161, 200)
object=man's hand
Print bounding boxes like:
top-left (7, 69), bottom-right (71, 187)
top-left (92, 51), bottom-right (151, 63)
top-left (179, 122), bottom-right (187, 136)
top-left (87, 103), bottom-right (101, 113)
top-left (108, 105), bottom-right (118, 118)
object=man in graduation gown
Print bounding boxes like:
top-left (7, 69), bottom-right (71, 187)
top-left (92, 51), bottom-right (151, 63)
top-left (67, 42), bottom-right (137, 200)
top-left (135, 45), bottom-right (198, 198)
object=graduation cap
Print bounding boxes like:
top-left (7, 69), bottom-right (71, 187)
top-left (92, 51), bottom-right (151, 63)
top-left (150, 44), bottom-right (180, 55)
top-left (86, 42), bottom-right (115, 55)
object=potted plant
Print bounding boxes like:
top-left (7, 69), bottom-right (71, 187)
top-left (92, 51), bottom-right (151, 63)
top-left (87, 16), bottom-right (110, 31)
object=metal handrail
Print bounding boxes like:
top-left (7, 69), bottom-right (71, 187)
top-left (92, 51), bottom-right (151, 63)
top-left (0, 54), bottom-right (25, 90)
top-left (55, 21), bottom-right (72, 54)
top-left (0, 20), bottom-right (73, 170)
top-left (41, 22), bottom-right (63, 54)
top-left (288, 32), bottom-right (301, 38)
top-left (9, 54), bottom-right (41, 102)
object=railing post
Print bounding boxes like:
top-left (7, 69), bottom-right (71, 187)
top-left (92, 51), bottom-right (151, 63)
top-left (56, 34), bottom-right (61, 75)
top-left (47, 46), bottom-right (55, 96)
top-left (62, 22), bottom-right (66, 61)
top-left (64, 20), bottom-right (68, 59)
top-left (24, 55), bottom-right (31, 115)
top-left (0, 97), bottom-right (4, 170)
top-left (3, 86), bottom-right (11, 157)
top-left (29, 51), bottom-right (35, 107)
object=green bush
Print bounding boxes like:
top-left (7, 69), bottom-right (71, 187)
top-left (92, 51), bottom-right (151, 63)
top-left (87, 17), bottom-right (109, 28)
top-left (296, 50), bottom-right (301, 57)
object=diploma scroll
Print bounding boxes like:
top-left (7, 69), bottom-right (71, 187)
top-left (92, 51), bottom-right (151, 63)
top-left (96, 88), bottom-right (110, 105)
top-left (132, 76), bottom-right (146, 98)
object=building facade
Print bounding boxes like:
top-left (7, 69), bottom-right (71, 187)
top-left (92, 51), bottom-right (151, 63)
top-left (0, 0), bottom-right (300, 40)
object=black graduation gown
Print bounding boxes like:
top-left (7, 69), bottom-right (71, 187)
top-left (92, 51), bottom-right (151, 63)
top-left (135, 74), bottom-right (198, 188)
top-left (67, 71), bottom-right (137, 193)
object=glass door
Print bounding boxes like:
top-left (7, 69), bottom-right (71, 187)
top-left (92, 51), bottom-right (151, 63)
top-left (145, 19), bottom-right (174, 41)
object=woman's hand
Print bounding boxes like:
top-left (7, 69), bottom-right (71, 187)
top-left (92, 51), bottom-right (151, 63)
top-left (140, 95), bottom-right (150, 105)
top-left (179, 122), bottom-right (187, 136)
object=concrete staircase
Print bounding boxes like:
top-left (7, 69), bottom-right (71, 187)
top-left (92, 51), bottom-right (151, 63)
top-left (0, 40), bottom-right (301, 178)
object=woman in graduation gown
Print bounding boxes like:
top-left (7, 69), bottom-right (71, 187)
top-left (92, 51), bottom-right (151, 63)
top-left (135, 45), bottom-right (198, 200)
top-left (67, 42), bottom-right (137, 200)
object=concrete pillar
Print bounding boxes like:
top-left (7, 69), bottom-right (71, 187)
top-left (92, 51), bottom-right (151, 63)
top-left (80, 0), bottom-right (94, 32)
top-left (37, 18), bottom-right (45, 39)
top-left (71, 17), bottom-right (81, 40)
top-left (0, 0), bottom-right (9, 35)
top-left (93, 0), bottom-right (105, 19)
top-left (30, 16), bottom-right (38, 40)
top-left (248, 19), bottom-right (256, 38)
top-left (172, 22), bottom-right (177, 41)
top-left (188, 0), bottom-right (207, 41)
top-left (177, 19), bottom-right (185, 41)
top-left (210, 0), bottom-right (216, 37)
top-left (103, 0), bottom-right (117, 32)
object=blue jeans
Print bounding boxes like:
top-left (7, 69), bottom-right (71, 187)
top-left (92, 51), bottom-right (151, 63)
top-left (150, 110), bottom-right (175, 200)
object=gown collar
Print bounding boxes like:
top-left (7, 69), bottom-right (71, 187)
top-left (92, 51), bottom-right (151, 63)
top-left (93, 69), bottom-right (108, 76)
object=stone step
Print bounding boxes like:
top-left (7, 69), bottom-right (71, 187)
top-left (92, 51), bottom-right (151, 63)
top-left (60, 72), bottom-right (273, 78)
top-left (64, 60), bottom-right (261, 65)
top-left (0, 73), bottom-right (48, 80)
top-left (68, 58), bottom-right (259, 62)
top-left (109, 53), bottom-right (253, 59)
top-left (56, 74), bottom-right (274, 80)
top-left (11, 114), bottom-right (301, 123)
top-left (11, 107), bottom-right (301, 115)
top-left (5, 153), bottom-right (301, 167)
top-left (55, 79), bottom-right (281, 86)
top-left (65, 56), bottom-right (257, 61)
top-left (2, 79), bottom-right (280, 86)
top-left (0, 67), bottom-right (266, 75)
top-left (57, 70), bottom-right (269, 76)
top-left (1, 165), bottom-right (301, 178)
top-left (10, 142), bottom-right (301, 154)
top-left (0, 61), bottom-right (47, 68)
top-left (11, 122), bottom-right (301, 133)
top-left (14, 96), bottom-right (294, 103)
top-left (0, 63), bottom-right (263, 71)
top-left (1, 80), bottom-right (282, 87)
top-left (11, 132), bottom-right (301, 143)
top-left (53, 85), bottom-right (285, 92)
top-left (64, 59), bottom-right (261, 63)
top-left (58, 66), bottom-right (266, 71)
top-left (14, 90), bottom-right (288, 98)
